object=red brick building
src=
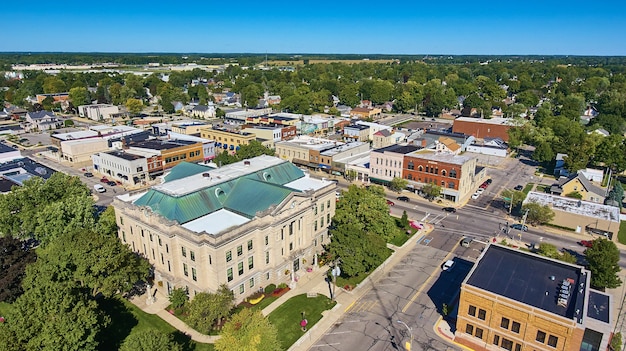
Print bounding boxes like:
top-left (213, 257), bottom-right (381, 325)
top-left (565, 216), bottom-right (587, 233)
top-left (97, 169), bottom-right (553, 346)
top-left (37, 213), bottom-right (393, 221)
top-left (452, 117), bottom-right (516, 142)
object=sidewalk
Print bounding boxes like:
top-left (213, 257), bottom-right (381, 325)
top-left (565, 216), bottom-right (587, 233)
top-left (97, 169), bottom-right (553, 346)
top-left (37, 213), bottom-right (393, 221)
top-left (282, 223), bottom-right (435, 351)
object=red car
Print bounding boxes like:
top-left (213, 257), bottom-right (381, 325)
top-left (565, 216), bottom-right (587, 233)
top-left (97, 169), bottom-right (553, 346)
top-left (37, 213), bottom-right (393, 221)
top-left (100, 177), bottom-right (109, 183)
top-left (386, 200), bottom-right (395, 206)
top-left (580, 240), bottom-right (594, 248)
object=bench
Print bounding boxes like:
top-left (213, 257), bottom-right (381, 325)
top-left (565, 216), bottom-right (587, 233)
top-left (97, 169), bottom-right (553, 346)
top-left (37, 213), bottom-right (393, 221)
top-left (306, 292), bottom-right (318, 298)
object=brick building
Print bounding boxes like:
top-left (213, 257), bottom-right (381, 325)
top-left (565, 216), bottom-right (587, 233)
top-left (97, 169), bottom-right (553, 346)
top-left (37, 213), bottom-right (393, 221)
top-left (456, 244), bottom-right (613, 351)
top-left (452, 117), bottom-right (517, 142)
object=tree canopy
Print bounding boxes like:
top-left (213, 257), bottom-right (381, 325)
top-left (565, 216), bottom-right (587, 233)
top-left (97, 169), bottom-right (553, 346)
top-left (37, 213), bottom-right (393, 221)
top-left (585, 238), bottom-right (622, 290)
top-left (186, 284), bottom-right (235, 334)
top-left (119, 330), bottom-right (182, 351)
top-left (215, 308), bottom-right (281, 351)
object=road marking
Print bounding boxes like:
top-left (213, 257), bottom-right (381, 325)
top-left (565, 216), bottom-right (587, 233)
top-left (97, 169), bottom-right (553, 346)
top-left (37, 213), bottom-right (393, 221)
top-left (344, 300), bottom-right (356, 312)
top-left (327, 331), bottom-right (352, 335)
top-left (311, 343), bottom-right (341, 348)
top-left (402, 240), bottom-right (461, 313)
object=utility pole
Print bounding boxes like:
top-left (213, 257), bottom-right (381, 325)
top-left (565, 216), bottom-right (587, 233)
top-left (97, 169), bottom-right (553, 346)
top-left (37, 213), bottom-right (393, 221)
top-left (396, 320), bottom-right (413, 351)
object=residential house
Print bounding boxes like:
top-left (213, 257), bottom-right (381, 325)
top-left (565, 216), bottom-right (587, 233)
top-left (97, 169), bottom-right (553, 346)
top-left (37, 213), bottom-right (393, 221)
top-left (24, 110), bottom-right (61, 132)
top-left (549, 171), bottom-right (607, 203)
top-left (190, 103), bottom-right (216, 119)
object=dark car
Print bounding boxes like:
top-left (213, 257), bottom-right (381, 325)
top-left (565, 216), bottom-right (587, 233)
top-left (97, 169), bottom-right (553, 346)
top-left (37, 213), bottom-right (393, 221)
top-left (510, 223), bottom-right (528, 231)
top-left (442, 207), bottom-right (457, 213)
top-left (486, 178), bottom-right (493, 184)
top-left (514, 185), bottom-right (524, 191)
top-left (107, 181), bottom-right (117, 186)
top-left (386, 200), bottom-right (395, 206)
top-left (84, 172), bottom-right (93, 178)
top-left (397, 196), bottom-right (410, 202)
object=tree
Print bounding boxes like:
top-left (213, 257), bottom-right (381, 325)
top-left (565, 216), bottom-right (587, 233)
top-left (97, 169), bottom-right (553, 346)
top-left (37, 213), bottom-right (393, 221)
top-left (25, 229), bottom-right (150, 298)
top-left (119, 330), bottom-right (182, 351)
top-left (0, 280), bottom-right (109, 351)
top-left (186, 285), bottom-right (235, 334)
top-left (521, 201), bottom-right (555, 225)
top-left (532, 141), bottom-right (555, 163)
top-left (68, 87), bottom-right (90, 107)
top-left (389, 177), bottom-right (408, 193)
top-left (400, 210), bottom-right (409, 228)
top-left (42, 76), bottom-right (66, 94)
top-left (125, 98), bottom-right (144, 115)
top-left (421, 183), bottom-right (442, 200)
top-left (536, 243), bottom-right (576, 264)
top-left (585, 238), bottom-right (622, 290)
top-left (345, 169), bottom-right (357, 182)
top-left (96, 206), bottom-right (119, 237)
top-left (564, 191), bottom-right (583, 199)
top-left (168, 287), bottom-right (188, 309)
top-left (607, 182), bottom-right (624, 208)
top-left (326, 185), bottom-right (397, 277)
top-left (0, 236), bottom-right (37, 302)
top-left (215, 308), bottom-right (281, 351)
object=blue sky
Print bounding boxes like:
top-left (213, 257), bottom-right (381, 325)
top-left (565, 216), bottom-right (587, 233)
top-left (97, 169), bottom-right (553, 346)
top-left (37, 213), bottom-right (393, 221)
top-left (5, 0), bottom-right (626, 55)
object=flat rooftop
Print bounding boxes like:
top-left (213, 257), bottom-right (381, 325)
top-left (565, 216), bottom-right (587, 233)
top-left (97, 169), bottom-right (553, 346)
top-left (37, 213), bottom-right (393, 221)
top-left (455, 117), bottom-right (518, 126)
top-left (525, 192), bottom-right (620, 221)
top-left (407, 149), bottom-right (472, 165)
top-left (466, 244), bottom-right (586, 320)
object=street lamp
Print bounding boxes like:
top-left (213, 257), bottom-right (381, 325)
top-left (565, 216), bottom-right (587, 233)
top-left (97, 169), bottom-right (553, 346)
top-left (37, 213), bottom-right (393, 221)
top-left (396, 320), bottom-right (412, 351)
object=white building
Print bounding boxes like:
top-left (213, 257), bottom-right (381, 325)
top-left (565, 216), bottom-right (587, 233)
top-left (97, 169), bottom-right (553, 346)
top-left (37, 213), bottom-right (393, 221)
top-left (78, 104), bottom-right (120, 121)
top-left (92, 150), bottom-right (149, 185)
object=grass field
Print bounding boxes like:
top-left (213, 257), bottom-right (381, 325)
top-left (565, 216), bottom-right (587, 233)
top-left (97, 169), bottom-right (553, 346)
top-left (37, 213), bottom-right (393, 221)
top-left (267, 294), bottom-right (336, 350)
top-left (618, 221), bottom-right (626, 245)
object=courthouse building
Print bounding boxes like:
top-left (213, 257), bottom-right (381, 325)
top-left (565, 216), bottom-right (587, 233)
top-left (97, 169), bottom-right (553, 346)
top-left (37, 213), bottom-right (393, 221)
top-left (113, 155), bottom-right (336, 301)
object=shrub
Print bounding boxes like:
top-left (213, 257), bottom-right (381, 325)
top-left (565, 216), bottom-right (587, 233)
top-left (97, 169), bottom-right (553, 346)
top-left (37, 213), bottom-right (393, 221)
top-left (277, 283), bottom-right (288, 289)
top-left (264, 284), bottom-right (277, 294)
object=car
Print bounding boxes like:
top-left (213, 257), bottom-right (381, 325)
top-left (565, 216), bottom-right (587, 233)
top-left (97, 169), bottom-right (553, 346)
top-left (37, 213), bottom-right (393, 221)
top-left (442, 207), bottom-right (456, 213)
top-left (100, 177), bottom-right (109, 183)
top-left (461, 237), bottom-right (473, 247)
top-left (397, 196), bottom-right (410, 202)
top-left (510, 223), bottom-right (528, 231)
top-left (93, 184), bottom-right (106, 193)
top-left (514, 185), bottom-right (524, 191)
top-left (580, 240), bottom-right (594, 248)
top-left (476, 188), bottom-right (485, 194)
top-left (107, 181), bottom-right (117, 186)
top-left (479, 183), bottom-right (488, 189)
top-left (486, 179), bottom-right (493, 184)
top-left (442, 260), bottom-right (455, 271)
top-left (84, 172), bottom-right (93, 178)
top-left (471, 192), bottom-right (480, 199)
top-left (386, 200), bottom-right (395, 206)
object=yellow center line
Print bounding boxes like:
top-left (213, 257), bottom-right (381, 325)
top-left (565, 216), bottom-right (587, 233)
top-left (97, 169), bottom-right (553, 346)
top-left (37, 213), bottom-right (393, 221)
top-left (402, 240), bottom-right (461, 313)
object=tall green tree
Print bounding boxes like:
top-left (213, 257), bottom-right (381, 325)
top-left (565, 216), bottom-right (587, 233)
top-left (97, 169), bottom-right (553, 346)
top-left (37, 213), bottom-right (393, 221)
top-left (0, 280), bottom-right (109, 351)
top-left (68, 86), bottom-right (90, 106)
top-left (215, 308), bottom-right (281, 351)
top-left (0, 236), bottom-right (37, 302)
top-left (389, 177), bottom-right (408, 193)
top-left (422, 183), bottom-right (442, 200)
top-left (521, 201), bottom-right (555, 225)
top-left (585, 238), bottom-right (622, 290)
top-left (125, 98), bottom-right (144, 115)
top-left (186, 285), bottom-right (235, 334)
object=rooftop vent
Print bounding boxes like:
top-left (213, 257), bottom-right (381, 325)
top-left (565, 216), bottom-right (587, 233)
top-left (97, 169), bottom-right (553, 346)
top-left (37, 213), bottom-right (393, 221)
top-left (202, 173), bottom-right (211, 178)
top-left (244, 160), bottom-right (250, 166)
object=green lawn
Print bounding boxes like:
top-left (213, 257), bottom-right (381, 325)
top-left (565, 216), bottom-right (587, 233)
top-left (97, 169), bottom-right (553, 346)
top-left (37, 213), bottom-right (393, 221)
top-left (267, 294), bottom-right (336, 350)
top-left (99, 297), bottom-right (214, 351)
top-left (618, 221), bottom-right (626, 245)
top-left (523, 183), bottom-right (534, 195)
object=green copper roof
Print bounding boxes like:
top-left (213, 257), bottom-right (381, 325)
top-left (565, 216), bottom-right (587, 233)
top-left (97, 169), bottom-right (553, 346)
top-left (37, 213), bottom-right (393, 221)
top-left (163, 162), bottom-right (215, 182)
top-left (133, 159), bottom-right (305, 224)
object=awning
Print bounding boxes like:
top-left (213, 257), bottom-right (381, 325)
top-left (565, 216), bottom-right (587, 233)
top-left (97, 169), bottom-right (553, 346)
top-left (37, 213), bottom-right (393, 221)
top-left (369, 177), bottom-right (391, 185)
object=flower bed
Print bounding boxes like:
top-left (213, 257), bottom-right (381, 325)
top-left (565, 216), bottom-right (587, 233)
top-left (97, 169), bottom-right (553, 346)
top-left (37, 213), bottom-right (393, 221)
top-left (271, 287), bottom-right (290, 297)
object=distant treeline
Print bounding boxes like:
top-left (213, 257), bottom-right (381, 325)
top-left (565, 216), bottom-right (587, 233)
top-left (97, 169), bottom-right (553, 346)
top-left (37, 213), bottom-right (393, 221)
top-left (1, 53), bottom-right (626, 67)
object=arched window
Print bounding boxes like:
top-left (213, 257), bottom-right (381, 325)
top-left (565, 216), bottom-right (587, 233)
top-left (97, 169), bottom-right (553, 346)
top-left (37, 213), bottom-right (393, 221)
top-left (441, 180), bottom-right (445, 187)
top-left (448, 182), bottom-right (455, 189)
top-left (450, 169), bottom-right (457, 178)
top-left (441, 170), bottom-right (447, 177)
top-left (418, 165), bottom-right (423, 172)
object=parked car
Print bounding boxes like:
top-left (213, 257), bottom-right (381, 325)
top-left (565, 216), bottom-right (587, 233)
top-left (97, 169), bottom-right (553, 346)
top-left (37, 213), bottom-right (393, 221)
top-left (100, 177), bottom-right (109, 183)
top-left (580, 240), bottom-right (594, 248)
top-left (471, 192), bottom-right (480, 199)
top-left (510, 223), bottom-right (528, 231)
top-left (397, 196), bottom-right (410, 202)
top-left (479, 183), bottom-right (488, 189)
top-left (476, 188), bottom-right (485, 194)
top-left (386, 200), bottom-right (395, 206)
top-left (442, 260), bottom-right (455, 271)
top-left (442, 207), bottom-right (456, 213)
top-left (461, 237), bottom-right (473, 247)
top-left (514, 185), bottom-right (524, 191)
top-left (486, 178), bottom-right (493, 184)
top-left (93, 184), bottom-right (106, 193)
top-left (107, 181), bottom-right (117, 186)
top-left (84, 172), bottom-right (93, 178)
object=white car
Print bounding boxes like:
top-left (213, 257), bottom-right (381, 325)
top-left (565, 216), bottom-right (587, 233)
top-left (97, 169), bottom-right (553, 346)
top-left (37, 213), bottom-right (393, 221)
top-left (471, 192), bottom-right (480, 199)
top-left (476, 188), bottom-right (485, 194)
top-left (443, 260), bottom-right (455, 271)
top-left (93, 184), bottom-right (106, 193)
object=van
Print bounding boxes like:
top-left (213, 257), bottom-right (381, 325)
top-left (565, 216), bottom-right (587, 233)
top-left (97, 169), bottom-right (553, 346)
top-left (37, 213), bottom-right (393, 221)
top-left (94, 184), bottom-right (106, 193)
top-left (461, 237), bottom-right (473, 247)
